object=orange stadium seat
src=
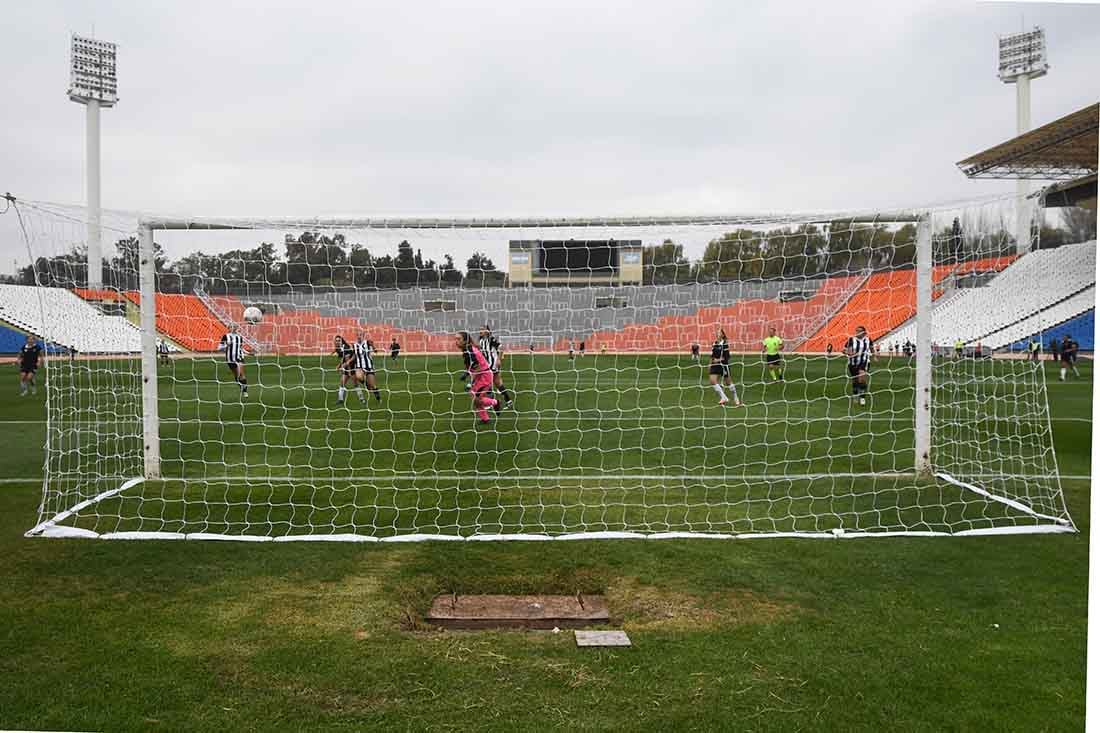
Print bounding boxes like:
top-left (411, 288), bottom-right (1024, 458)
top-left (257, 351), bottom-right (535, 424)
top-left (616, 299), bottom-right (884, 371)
top-left (126, 292), bottom-right (227, 351)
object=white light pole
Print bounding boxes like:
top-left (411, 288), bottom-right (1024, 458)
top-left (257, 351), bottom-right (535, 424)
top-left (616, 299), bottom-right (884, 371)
top-left (998, 27), bottom-right (1048, 255)
top-left (69, 35), bottom-right (118, 289)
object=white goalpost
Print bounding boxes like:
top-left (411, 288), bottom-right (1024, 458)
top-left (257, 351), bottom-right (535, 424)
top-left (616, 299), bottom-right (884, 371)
top-left (12, 194), bottom-right (1077, 541)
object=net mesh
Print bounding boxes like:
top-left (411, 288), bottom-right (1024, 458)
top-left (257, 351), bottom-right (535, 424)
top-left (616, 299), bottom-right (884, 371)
top-left (8, 195), bottom-right (1076, 540)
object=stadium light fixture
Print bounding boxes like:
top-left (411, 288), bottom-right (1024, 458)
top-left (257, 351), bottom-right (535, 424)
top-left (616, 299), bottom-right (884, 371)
top-left (998, 27), bottom-right (1048, 254)
top-left (69, 34), bottom-right (118, 289)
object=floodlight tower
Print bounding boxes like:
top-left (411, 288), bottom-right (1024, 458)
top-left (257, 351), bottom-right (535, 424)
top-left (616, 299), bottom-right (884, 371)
top-left (998, 27), bottom-right (1048, 254)
top-left (68, 35), bottom-right (118, 289)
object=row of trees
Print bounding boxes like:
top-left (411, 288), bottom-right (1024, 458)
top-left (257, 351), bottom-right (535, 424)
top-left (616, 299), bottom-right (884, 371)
top-left (18, 233), bottom-right (506, 293)
top-left (17, 208), bottom-right (1095, 291)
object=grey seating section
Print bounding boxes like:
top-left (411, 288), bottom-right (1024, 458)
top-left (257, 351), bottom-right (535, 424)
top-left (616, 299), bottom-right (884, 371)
top-left (261, 279), bottom-right (828, 347)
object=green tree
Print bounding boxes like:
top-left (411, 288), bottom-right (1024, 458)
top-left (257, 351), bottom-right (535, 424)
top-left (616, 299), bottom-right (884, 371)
top-left (642, 240), bottom-right (692, 285)
top-left (439, 254), bottom-right (463, 288)
top-left (463, 252), bottom-right (505, 287)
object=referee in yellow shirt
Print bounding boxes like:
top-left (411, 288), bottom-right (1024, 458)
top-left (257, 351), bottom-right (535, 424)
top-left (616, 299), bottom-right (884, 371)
top-left (762, 326), bottom-right (784, 382)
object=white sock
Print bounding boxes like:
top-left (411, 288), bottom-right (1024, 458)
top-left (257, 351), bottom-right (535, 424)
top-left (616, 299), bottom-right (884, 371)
top-left (338, 386), bottom-right (347, 401)
top-left (712, 383), bottom-right (727, 400)
top-left (726, 384), bottom-right (739, 402)
top-left (357, 386), bottom-right (365, 400)
top-left (1060, 368), bottom-right (1067, 380)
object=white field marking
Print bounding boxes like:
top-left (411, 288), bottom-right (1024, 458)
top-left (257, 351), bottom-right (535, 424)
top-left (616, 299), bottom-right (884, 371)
top-left (0, 416), bottom-right (1091, 425)
top-left (3, 473), bottom-right (1090, 485)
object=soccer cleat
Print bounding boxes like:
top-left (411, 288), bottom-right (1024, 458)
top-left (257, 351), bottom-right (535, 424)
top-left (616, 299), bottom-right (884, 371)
top-left (718, 398), bottom-right (729, 406)
top-left (859, 398), bottom-right (866, 406)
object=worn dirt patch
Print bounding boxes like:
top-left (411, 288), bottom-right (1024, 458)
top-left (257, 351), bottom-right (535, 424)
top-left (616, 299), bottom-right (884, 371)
top-left (606, 577), bottom-right (798, 631)
top-left (161, 572), bottom-right (397, 658)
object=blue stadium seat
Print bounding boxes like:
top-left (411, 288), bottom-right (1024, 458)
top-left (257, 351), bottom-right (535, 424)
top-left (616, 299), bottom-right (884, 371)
top-left (0, 321), bottom-right (67, 355)
top-left (1011, 308), bottom-right (1095, 352)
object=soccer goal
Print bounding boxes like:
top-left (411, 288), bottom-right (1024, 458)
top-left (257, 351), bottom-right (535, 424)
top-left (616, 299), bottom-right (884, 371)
top-left (13, 194), bottom-right (1075, 541)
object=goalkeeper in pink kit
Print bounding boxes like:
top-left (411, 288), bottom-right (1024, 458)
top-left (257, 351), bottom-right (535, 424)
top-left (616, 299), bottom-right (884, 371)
top-left (457, 331), bottom-right (499, 423)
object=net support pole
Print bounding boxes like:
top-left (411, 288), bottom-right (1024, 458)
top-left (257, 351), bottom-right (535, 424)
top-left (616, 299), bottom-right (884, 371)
top-left (86, 100), bottom-right (103, 288)
top-left (139, 223), bottom-right (160, 479)
top-left (914, 214), bottom-right (933, 477)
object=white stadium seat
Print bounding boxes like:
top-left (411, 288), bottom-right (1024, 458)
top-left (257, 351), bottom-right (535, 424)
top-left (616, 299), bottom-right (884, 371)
top-left (0, 285), bottom-right (142, 353)
top-left (887, 241), bottom-right (1096, 351)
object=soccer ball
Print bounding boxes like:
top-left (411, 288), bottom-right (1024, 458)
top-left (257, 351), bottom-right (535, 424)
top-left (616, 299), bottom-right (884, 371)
top-left (243, 306), bottom-right (263, 324)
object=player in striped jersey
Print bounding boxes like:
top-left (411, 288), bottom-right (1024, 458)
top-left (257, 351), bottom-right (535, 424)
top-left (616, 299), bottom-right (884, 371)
top-left (354, 332), bottom-right (382, 402)
top-left (707, 327), bottom-right (741, 407)
top-left (843, 325), bottom-right (873, 406)
top-left (219, 325), bottom-right (249, 397)
top-left (457, 330), bottom-right (499, 424)
top-left (478, 325), bottom-right (512, 409)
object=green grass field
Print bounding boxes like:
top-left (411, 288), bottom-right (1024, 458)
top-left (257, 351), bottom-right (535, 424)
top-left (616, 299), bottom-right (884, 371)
top-left (0, 353), bottom-right (1090, 730)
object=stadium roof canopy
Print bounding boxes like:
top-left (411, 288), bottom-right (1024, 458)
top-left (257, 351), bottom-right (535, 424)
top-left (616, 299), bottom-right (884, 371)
top-left (956, 102), bottom-right (1098, 180)
top-left (1041, 173), bottom-right (1097, 209)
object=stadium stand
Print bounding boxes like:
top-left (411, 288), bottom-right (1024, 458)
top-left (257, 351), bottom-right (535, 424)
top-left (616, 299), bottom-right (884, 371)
top-left (0, 284), bottom-right (140, 353)
top-left (1012, 305), bottom-right (1091, 352)
top-left (1006, 297), bottom-right (1095, 352)
top-left (887, 241), bottom-right (1095, 351)
top-left (134, 251), bottom-right (1067, 356)
top-left (72, 288), bottom-right (127, 303)
top-left (251, 278), bottom-right (859, 353)
top-left (799, 256), bottom-right (1016, 352)
top-left (578, 276), bottom-right (864, 352)
top-left (0, 323), bottom-right (60, 355)
top-left (123, 292), bottom-right (225, 352)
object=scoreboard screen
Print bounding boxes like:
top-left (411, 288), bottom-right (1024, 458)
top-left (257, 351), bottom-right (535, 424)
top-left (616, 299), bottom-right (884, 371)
top-left (538, 240), bottom-right (620, 273)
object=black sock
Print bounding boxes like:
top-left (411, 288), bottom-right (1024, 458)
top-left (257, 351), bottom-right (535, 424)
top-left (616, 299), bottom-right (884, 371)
top-left (373, 389), bottom-right (381, 402)
top-left (501, 388), bottom-right (512, 403)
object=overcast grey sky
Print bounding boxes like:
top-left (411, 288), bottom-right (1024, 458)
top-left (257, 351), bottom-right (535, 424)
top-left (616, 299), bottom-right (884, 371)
top-left (1, 0), bottom-right (1097, 271)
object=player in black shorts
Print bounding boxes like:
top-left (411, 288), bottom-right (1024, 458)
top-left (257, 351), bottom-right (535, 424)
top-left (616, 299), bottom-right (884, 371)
top-left (18, 335), bottom-right (42, 396)
top-left (389, 338), bottom-right (400, 361)
top-left (334, 335), bottom-right (359, 405)
top-left (707, 327), bottom-right (740, 407)
top-left (1059, 334), bottom-right (1080, 381)
top-left (219, 326), bottom-right (249, 397)
top-left (844, 325), bottom-right (873, 405)
top-left (690, 342), bottom-right (700, 363)
top-left (478, 325), bottom-right (512, 410)
top-left (354, 332), bottom-right (382, 402)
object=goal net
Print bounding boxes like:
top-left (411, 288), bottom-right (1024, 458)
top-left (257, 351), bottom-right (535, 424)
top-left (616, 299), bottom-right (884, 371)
top-left (11, 195), bottom-right (1076, 541)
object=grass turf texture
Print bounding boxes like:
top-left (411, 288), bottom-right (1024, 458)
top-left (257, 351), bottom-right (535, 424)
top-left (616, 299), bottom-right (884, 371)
top-left (0, 355), bottom-right (1089, 729)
